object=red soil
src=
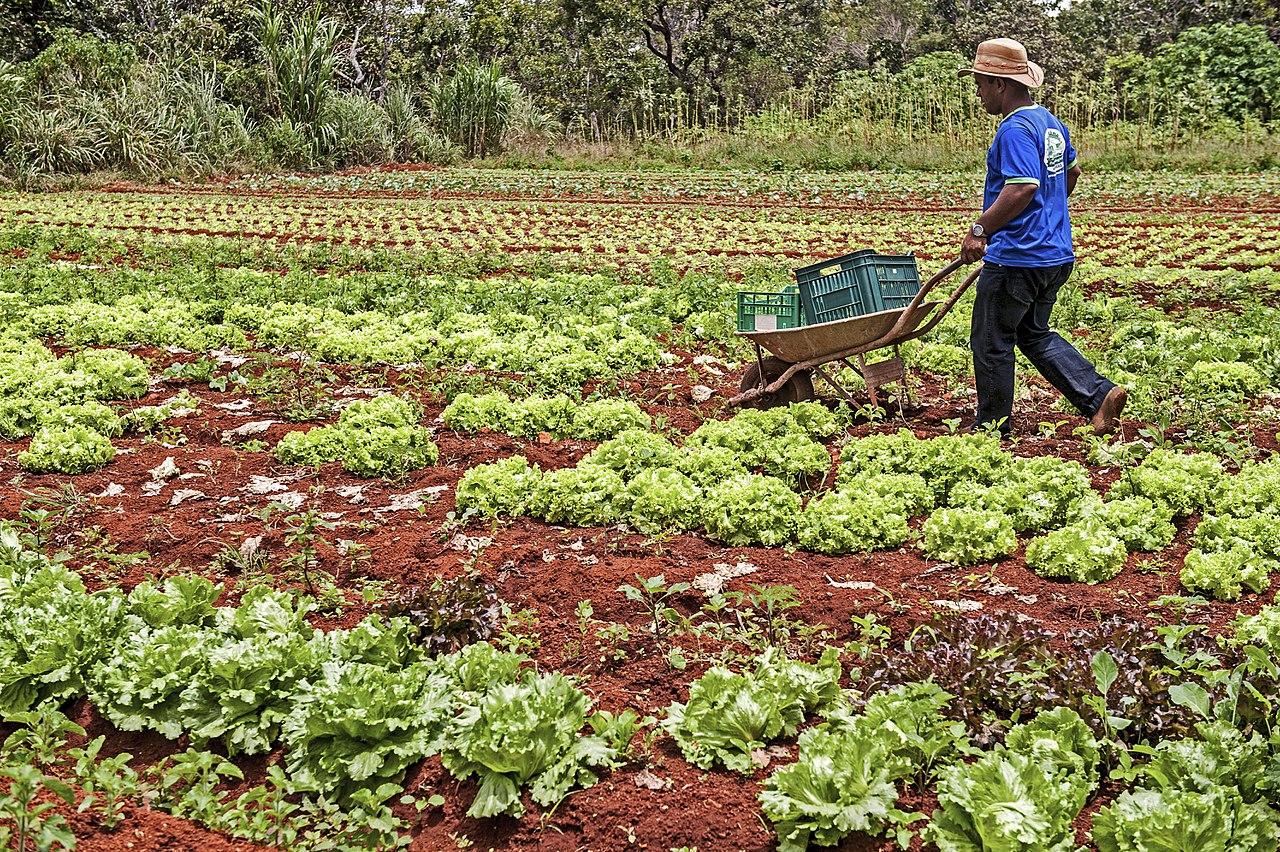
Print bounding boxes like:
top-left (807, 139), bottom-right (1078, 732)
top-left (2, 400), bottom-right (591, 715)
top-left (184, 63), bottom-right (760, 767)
top-left (3, 343), bottom-right (1277, 851)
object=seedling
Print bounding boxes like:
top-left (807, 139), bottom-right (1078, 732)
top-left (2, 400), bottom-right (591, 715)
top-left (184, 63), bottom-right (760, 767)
top-left (618, 573), bottom-right (691, 635)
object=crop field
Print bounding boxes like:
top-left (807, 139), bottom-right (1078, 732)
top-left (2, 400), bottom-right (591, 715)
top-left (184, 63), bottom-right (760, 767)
top-left (1, 168), bottom-right (1280, 851)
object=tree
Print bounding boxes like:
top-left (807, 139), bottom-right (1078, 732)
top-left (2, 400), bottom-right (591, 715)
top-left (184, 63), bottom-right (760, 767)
top-left (609, 0), bottom-right (828, 110)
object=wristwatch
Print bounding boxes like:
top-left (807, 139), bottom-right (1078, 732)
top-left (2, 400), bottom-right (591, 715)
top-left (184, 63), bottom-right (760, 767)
top-left (970, 223), bottom-right (986, 238)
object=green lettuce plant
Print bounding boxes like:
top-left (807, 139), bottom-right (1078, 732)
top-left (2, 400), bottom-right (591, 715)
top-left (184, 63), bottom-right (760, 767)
top-left (1184, 360), bottom-right (1266, 401)
top-left (1211, 456), bottom-right (1280, 517)
top-left (0, 557), bottom-right (127, 715)
top-left (128, 575), bottom-right (220, 629)
top-left (949, 456), bottom-right (1092, 534)
top-left (339, 424), bottom-right (439, 477)
top-left (1093, 721), bottom-right (1280, 852)
top-left (529, 464), bottom-right (625, 526)
top-left (760, 683), bottom-right (969, 852)
top-left (1194, 512), bottom-right (1280, 563)
top-left (1231, 604), bottom-right (1280, 655)
top-left (1025, 519), bottom-right (1127, 584)
top-left (856, 472), bottom-right (935, 516)
top-left (1180, 545), bottom-right (1269, 601)
top-left (18, 424), bottom-right (116, 473)
top-left (283, 661), bottom-right (455, 800)
top-left (454, 455), bottom-right (543, 517)
top-left (1081, 496), bottom-right (1177, 552)
top-left (1108, 449), bottom-right (1225, 516)
top-left (926, 709), bottom-right (1098, 852)
top-left (623, 467), bottom-right (702, 534)
top-left (920, 507), bottom-right (1017, 566)
top-left (759, 724), bottom-right (919, 852)
top-left (90, 625), bottom-right (209, 738)
top-left (677, 445), bottom-right (749, 487)
top-left (570, 398), bottom-right (651, 440)
top-left (442, 671), bottom-right (621, 818)
top-left (797, 490), bottom-right (910, 555)
top-left (762, 433), bottom-right (832, 485)
top-left (665, 649), bottom-right (842, 773)
top-left (1093, 786), bottom-right (1280, 852)
top-left (583, 429), bottom-right (679, 479)
top-left (273, 394), bottom-right (438, 478)
top-left (701, 474), bottom-right (801, 547)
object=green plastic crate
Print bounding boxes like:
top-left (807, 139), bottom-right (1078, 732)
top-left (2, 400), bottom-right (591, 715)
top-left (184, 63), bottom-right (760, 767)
top-left (736, 286), bottom-right (804, 332)
top-left (794, 250), bottom-right (921, 325)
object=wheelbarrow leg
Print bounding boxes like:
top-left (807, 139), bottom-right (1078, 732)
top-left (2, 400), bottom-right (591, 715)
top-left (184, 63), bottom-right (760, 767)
top-left (811, 365), bottom-right (858, 405)
top-left (855, 354), bottom-right (880, 409)
top-left (753, 342), bottom-right (768, 393)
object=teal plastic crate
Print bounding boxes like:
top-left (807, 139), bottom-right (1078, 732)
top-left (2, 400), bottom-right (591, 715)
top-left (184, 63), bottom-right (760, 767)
top-left (736, 286), bottom-right (804, 332)
top-left (794, 250), bottom-right (921, 325)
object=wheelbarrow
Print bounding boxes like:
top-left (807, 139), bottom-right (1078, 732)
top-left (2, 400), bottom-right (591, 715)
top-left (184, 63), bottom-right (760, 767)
top-left (729, 258), bottom-right (980, 409)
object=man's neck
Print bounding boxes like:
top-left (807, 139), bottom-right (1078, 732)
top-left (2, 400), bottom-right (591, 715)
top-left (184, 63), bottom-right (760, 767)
top-left (1002, 98), bottom-right (1036, 118)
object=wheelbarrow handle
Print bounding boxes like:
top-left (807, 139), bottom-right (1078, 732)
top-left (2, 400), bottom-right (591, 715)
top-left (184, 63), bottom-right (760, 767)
top-left (879, 257), bottom-right (970, 343)
top-left (890, 264), bottom-right (982, 345)
top-left (909, 257), bottom-right (967, 310)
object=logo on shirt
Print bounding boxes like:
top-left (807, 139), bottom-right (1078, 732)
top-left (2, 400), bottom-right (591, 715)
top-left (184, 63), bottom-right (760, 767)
top-left (1044, 128), bottom-right (1066, 178)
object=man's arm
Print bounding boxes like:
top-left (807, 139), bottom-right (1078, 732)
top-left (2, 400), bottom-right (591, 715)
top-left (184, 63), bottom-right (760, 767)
top-left (960, 183), bottom-right (1038, 263)
top-left (1066, 163), bottom-right (1081, 198)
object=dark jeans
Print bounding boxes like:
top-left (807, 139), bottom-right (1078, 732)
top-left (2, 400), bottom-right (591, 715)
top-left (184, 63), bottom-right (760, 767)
top-left (970, 262), bottom-right (1114, 434)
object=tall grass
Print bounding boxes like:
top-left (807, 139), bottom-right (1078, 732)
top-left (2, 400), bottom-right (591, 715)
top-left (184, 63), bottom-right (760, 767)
top-left (431, 63), bottom-right (517, 158)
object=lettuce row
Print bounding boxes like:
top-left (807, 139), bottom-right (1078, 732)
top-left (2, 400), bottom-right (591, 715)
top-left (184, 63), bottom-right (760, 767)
top-left (0, 341), bottom-right (162, 473)
top-left (442, 391), bottom-right (649, 441)
top-left (1, 538), bottom-right (626, 817)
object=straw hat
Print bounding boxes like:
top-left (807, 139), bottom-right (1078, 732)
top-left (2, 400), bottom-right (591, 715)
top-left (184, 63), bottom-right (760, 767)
top-left (958, 38), bottom-right (1045, 88)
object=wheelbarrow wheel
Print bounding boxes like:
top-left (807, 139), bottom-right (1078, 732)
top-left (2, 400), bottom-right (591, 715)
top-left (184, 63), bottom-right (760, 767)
top-left (739, 357), bottom-right (814, 408)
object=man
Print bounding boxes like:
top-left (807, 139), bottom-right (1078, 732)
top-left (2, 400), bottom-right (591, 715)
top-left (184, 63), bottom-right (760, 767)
top-left (958, 38), bottom-right (1126, 437)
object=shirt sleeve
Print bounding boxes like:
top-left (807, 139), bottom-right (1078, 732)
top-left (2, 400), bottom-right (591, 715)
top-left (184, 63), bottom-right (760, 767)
top-left (1064, 125), bottom-right (1079, 170)
top-left (996, 125), bottom-right (1043, 186)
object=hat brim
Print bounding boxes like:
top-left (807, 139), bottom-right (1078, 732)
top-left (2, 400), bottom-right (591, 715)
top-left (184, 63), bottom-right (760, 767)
top-left (958, 60), bottom-right (1045, 88)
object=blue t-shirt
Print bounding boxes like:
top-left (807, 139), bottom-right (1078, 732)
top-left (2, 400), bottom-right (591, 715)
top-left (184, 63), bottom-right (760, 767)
top-left (983, 104), bottom-right (1078, 267)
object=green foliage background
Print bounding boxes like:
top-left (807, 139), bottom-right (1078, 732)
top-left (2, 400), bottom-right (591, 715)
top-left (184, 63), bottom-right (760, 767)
top-left (0, 0), bottom-right (1278, 178)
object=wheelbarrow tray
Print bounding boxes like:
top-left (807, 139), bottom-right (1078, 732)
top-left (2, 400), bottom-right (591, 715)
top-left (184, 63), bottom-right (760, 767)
top-left (740, 301), bottom-right (940, 364)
